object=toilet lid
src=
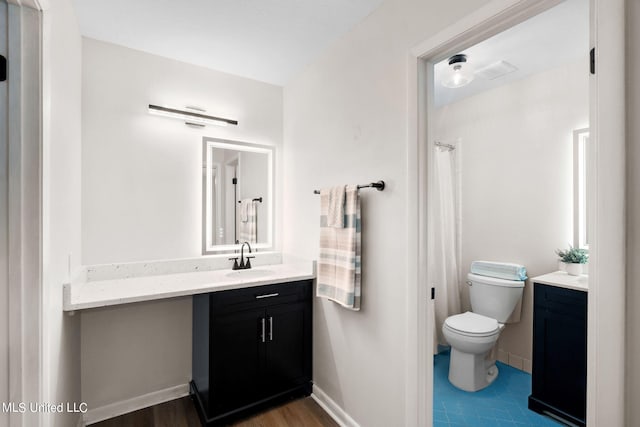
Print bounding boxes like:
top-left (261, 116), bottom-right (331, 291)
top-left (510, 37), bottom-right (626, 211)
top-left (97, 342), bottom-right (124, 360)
top-left (444, 312), bottom-right (499, 336)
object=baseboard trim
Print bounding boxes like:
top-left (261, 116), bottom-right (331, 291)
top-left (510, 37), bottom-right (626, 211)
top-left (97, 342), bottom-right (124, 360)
top-left (311, 384), bottom-right (360, 427)
top-left (82, 383), bottom-right (189, 426)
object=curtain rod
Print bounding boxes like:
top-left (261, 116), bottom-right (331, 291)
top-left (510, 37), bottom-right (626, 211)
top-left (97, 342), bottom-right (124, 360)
top-left (435, 141), bottom-right (455, 151)
top-left (313, 181), bottom-right (385, 194)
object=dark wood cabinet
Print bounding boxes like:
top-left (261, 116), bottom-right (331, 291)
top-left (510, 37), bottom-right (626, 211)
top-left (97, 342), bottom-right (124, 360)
top-left (191, 280), bottom-right (312, 425)
top-left (210, 306), bottom-right (265, 416)
top-left (529, 283), bottom-right (587, 427)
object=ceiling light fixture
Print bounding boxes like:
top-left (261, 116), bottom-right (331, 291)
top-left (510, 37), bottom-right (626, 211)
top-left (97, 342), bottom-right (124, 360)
top-left (148, 104), bottom-right (238, 127)
top-left (441, 54), bottom-right (474, 89)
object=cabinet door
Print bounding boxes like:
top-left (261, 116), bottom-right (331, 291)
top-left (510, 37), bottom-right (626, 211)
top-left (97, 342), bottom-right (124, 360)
top-left (532, 285), bottom-right (587, 421)
top-left (263, 301), bottom-right (311, 396)
top-left (210, 307), bottom-right (266, 417)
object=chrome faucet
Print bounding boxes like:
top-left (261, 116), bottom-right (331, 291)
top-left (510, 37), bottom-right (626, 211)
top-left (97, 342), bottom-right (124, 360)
top-left (229, 241), bottom-right (254, 270)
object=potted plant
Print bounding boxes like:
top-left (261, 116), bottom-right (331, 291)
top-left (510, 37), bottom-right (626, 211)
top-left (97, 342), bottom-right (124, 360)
top-left (556, 246), bottom-right (588, 276)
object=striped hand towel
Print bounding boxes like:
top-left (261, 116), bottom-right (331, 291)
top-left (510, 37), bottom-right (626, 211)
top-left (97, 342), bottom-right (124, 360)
top-left (317, 185), bottom-right (361, 310)
top-left (238, 200), bottom-right (257, 244)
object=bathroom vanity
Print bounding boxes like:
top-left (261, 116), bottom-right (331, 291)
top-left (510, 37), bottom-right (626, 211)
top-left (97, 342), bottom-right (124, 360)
top-left (62, 255), bottom-right (315, 426)
top-left (191, 279), bottom-right (312, 425)
top-left (528, 272), bottom-right (587, 427)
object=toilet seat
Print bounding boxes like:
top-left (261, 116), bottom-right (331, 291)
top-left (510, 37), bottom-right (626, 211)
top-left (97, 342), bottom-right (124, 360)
top-left (444, 312), bottom-right (500, 337)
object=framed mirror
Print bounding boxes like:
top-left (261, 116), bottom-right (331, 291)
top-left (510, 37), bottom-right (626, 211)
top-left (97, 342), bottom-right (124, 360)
top-left (202, 137), bottom-right (274, 254)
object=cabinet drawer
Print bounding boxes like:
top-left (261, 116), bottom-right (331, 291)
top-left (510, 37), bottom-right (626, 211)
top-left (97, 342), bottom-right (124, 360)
top-left (534, 283), bottom-right (587, 317)
top-left (212, 280), bottom-right (312, 314)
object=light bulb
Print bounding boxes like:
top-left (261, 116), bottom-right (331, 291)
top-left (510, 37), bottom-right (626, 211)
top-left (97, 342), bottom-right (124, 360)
top-left (441, 54), bottom-right (474, 89)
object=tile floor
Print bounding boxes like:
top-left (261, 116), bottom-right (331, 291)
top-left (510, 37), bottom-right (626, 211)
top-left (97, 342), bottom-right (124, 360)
top-left (434, 350), bottom-right (560, 426)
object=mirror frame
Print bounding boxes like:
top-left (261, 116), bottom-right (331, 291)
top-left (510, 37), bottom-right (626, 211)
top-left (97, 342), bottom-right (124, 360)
top-left (202, 137), bottom-right (274, 254)
top-left (573, 128), bottom-right (589, 250)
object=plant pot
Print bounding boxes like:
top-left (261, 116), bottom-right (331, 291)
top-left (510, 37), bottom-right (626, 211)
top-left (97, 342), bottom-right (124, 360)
top-left (565, 263), bottom-right (584, 276)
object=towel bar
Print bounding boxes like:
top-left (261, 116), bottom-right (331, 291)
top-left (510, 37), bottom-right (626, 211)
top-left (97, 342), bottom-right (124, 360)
top-left (313, 180), bottom-right (385, 194)
top-left (238, 197), bottom-right (263, 203)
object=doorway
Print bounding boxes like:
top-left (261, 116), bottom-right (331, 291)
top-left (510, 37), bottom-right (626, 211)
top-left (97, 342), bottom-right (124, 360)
top-left (429, 1), bottom-right (589, 424)
top-left (408, 0), bottom-right (626, 425)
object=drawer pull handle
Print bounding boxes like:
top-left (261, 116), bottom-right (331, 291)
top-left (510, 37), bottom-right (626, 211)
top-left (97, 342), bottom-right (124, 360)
top-left (256, 293), bottom-right (279, 299)
top-left (269, 316), bottom-right (273, 341)
top-left (260, 317), bottom-right (266, 343)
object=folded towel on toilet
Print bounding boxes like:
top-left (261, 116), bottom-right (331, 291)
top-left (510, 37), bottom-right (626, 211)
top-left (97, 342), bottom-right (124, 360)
top-left (470, 261), bottom-right (527, 281)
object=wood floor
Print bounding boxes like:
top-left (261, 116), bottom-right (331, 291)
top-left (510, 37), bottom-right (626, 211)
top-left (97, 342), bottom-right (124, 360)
top-left (90, 396), bottom-right (338, 427)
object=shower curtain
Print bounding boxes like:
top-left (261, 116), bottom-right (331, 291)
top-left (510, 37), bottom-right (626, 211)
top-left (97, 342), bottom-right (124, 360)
top-left (429, 146), bottom-right (461, 349)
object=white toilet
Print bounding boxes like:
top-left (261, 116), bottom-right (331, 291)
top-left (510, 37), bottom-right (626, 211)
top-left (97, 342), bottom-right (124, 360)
top-left (442, 272), bottom-right (524, 392)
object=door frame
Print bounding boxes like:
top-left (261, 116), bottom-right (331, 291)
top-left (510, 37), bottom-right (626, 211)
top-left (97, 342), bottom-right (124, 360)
top-left (0, 1), bottom-right (8, 422)
top-left (406, 0), bottom-right (626, 425)
top-left (6, 1), bottom-right (45, 426)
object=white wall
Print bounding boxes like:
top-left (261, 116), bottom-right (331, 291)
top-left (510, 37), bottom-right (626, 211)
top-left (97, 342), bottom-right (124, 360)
top-left (626, 0), bottom-right (640, 424)
top-left (434, 59), bottom-right (588, 368)
top-left (82, 38), bottom-right (282, 265)
top-left (283, 0), bottom-right (490, 425)
top-left (42, 0), bottom-right (83, 426)
top-left (81, 298), bottom-right (192, 409)
top-left (80, 38), bottom-right (283, 409)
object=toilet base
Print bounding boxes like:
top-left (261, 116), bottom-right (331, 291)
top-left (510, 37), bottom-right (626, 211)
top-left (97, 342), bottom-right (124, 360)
top-left (448, 347), bottom-right (499, 392)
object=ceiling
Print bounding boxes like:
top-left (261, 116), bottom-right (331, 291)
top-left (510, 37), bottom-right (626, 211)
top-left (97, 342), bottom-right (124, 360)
top-left (434, 0), bottom-right (589, 107)
top-left (73, 0), bottom-right (385, 86)
top-left (74, 1), bottom-right (588, 93)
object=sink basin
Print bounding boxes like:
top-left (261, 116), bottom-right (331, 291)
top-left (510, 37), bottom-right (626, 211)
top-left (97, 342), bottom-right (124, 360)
top-left (225, 269), bottom-right (274, 279)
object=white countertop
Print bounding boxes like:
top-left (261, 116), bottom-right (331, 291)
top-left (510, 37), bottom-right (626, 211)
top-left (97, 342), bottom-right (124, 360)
top-left (530, 271), bottom-right (588, 292)
top-left (63, 262), bottom-right (316, 311)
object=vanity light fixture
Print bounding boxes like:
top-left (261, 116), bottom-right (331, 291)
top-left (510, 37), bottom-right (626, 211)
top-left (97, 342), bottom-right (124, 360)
top-left (148, 104), bottom-right (238, 127)
top-left (441, 54), bottom-right (475, 89)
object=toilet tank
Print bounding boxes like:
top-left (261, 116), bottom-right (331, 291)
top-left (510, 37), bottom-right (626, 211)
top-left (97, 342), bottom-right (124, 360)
top-left (468, 273), bottom-right (525, 323)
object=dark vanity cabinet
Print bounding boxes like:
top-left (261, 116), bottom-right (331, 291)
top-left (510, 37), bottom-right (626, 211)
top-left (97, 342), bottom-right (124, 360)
top-left (529, 283), bottom-right (587, 427)
top-left (191, 280), bottom-right (312, 425)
